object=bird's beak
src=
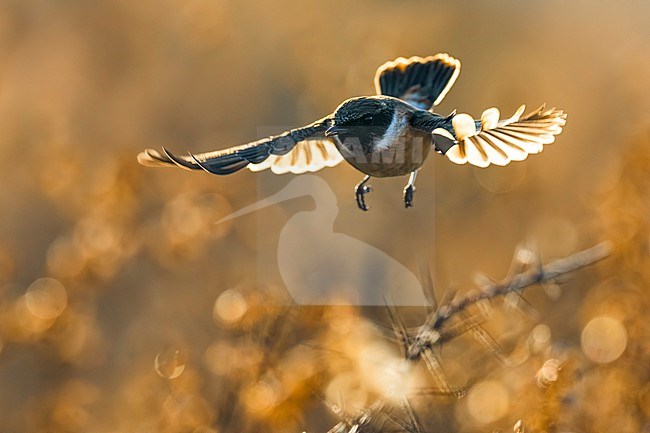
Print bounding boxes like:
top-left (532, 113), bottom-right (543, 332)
top-left (325, 125), bottom-right (346, 137)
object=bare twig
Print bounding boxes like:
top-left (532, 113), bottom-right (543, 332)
top-left (325, 399), bottom-right (421, 433)
top-left (381, 241), bottom-right (612, 399)
top-left (407, 242), bottom-right (611, 359)
top-left (324, 242), bottom-right (611, 433)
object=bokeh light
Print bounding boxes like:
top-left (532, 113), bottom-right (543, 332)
top-left (243, 380), bottom-right (279, 416)
top-left (25, 277), bottom-right (67, 320)
top-left (155, 347), bottom-right (187, 379)
top-left (536, 358), bottom-right (561, 388)
top-left (213, 289), bottom-right (248, 325)
top-left (474, 161), bottom-right (527, 194)
top-left (529, 324), bottom-right (551, 352)
top-left (465, 379), bottom-right (510, 425)
top-left (581, 316), bottom-right (627, 364)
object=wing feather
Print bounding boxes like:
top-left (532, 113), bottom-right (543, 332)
top-left (138, 116), bottom-right (343, 176)
top-left (246, 139), bottom-right (344, 175)
top-left (445, 105), bottom-right (567, 167)
top-left (472, 134), bottom-right (510, 166)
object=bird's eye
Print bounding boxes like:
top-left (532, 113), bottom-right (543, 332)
top-left (362, 115), bottom-right (374, 125)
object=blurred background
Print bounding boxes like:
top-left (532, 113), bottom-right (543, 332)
top-left (0, 0), bottom-right (648, 431)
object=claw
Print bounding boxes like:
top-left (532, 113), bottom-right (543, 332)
top-left (355, 175), bottom-right (372, 211)
top-left (403, 170), bottom-right (418, 209)
top-left (404, 185), bottom-right (416, 208)
top-left (356, 191), bottom-right (370, 211)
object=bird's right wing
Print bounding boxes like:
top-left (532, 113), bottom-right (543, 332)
top-left (138, 116), bottom-right (343, 175)
top-left (411, 105), bottom-right (567, 167)
top-left (444, 104), bottom-right (567, 167)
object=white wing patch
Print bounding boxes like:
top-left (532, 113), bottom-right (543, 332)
top-left (247, 139), bottom-right (343, 175)
top-left (446, 104), bottom-right (567, 168)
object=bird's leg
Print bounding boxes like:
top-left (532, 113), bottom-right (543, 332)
top-left (355, 175), bottom-right (372, 211)
top-left (403, 170), bottom-right (418, 208)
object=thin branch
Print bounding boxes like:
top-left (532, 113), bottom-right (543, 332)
top-left (323, 242), bottom-right (611, 433)
top-left (407, 242), bottom-right (611, 358)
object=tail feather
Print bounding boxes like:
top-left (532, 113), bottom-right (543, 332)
top-left (374, 53), bottom-right (461, 110)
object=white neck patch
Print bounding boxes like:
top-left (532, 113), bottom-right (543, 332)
top-left (374, 112), bottom-right (406, 151)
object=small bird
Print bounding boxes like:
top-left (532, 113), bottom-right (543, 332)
top-left (138, 53), bottom-right (567, 211)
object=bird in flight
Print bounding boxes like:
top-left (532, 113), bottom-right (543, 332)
top-left (138, 53), bottom-right (566, 211)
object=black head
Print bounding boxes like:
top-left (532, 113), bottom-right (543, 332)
top-left (326, 97), bottom-right (395, 151)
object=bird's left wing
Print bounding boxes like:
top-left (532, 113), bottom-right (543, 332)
top-left (138, 117), bottom-right (343, 175)
top-left (246, 139), bottom-right (343, 175)
top-left (411, 105), bottom-right (567, 167)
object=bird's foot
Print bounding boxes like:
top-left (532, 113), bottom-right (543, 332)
top-left (355, 182), bottom-right (372, 211)
top-left (403, 184), bottom-right (416, 208)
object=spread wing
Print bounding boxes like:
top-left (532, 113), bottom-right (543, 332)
top-left (410, 104), bottom-right (567, 167)
top-left (138, 117), bottom-right (343, 175)
top-left (246, 139), bottom-right (343, 174)
top-left (445, 105), bottom-right (567, 167)
top-left (374, 54), bottom-right (461, 110)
